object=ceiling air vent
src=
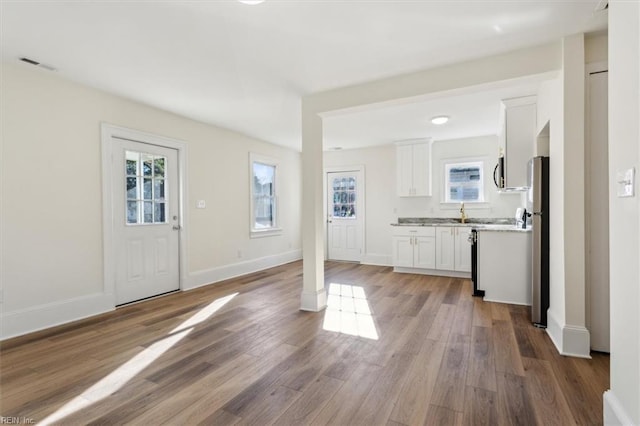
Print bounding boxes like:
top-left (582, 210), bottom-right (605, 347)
top-left (19, 57), bottom-right (57, 71)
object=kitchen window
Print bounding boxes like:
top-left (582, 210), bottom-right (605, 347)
top-left (250, 153), bottom-right (281, 237)
top-left (444, 161), bottom-right (485, 203)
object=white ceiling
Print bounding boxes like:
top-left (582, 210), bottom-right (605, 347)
top-left (1, 1), bottom-right (607, 151)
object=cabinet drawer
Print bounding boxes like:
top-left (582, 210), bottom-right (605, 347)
top-left (392, 226), bottom-right (436, 237)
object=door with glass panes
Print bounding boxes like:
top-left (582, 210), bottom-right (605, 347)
top-left (327, 171), bottom-right (363, 262)
top-left (113, 138), bottom-right (180, 305)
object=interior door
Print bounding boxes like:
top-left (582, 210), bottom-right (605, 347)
top-left (112, 138), bottom-right (180, 305)
top-left (327, 171), bottom-right (363, 262)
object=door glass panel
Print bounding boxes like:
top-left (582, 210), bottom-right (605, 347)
top-left (143, 201), bottom-right (153, 223)
top-left (125, 150), bottom-right (169, 225)
top-left (154, 179), bottom-right (165, 200)
top-left (127, 201), bottom-right (138, 224)
top-left (143, 178), bottom-right (152, 200)
top-left (126, 177), bottom-right (138, 199)
top-left (332, 175), bottom-right (356, 219)
top-left (142, 156), bottom-right (153, 176)
top-left (126, 159), bottom-right (137, 175)
top-left (154, 158), bottom-right (165, 177)
top-left (154, 202), bottom-right (166, 223)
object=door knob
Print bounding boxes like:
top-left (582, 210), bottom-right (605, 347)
top-left (172, 225), bottom-right (181, 231)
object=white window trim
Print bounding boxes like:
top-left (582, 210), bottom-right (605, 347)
top-left (442, 158), bottom-right (487, 205)
top-left (249, 152), bottom-right (282, 238)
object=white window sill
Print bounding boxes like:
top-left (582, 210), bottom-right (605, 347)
top-left (250, 228), bottom-right (283, 238)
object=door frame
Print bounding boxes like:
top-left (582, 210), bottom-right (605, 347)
top-left (323, 165), bottom-right (366, 261)
top-left (101, 123), bottom-right (188, 304)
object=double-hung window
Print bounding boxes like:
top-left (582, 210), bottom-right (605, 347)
top-left (250, 153), bottom-right (281, 237)
top-left (444, 161), bottom-right (485, 203)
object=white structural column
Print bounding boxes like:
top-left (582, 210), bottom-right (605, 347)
top-left (300, 103), bottom-right (327, 311)
top-left (558, 34), bottom-right (591, 357)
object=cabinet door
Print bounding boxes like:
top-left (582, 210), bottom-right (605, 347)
top-left (505, 103), bottom-right (536, 188)
top-left (392, 236), bottom-right (414, 267)
top-left (414, 236), bottom-right (436, 269)
top-left (412, 142), bottom-right (431, 196)
top-left (454, 228), bottom-right (472, 272)
top-left (435, 227), bottom-right (455, 270)
top-left (396, 145), bottom-right (413, 196)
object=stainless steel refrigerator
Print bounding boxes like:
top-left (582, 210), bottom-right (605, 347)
top-left (527, 156), bottom-right (550, 327)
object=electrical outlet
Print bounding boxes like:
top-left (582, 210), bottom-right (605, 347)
top-left (237, 250), bottom-right (243, 259)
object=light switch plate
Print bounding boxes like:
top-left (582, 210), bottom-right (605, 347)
top-left (616, 168), bottom-right (635, 198)
top-left (197, 200), bottom-right (206, 209)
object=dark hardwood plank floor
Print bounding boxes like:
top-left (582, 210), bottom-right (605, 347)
top-left (0, 261), bottom-right (609, 425)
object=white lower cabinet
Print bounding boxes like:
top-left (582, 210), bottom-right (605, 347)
top-left (477, 230), bottom-right (531, 305)
top-left (414, 235), bottom-right (436, 269)
top-left (435, 226), bottom-right (471, 273)
top-left (392, 227), bottom-right (436, 269)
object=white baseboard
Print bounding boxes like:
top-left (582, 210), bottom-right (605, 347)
top-left (1, 250), bottom-right (302, 340)
top-left (393, 267), bottom-right (471, 279)
top-left (185, 249), bottom-right (302, 290)
top-left (360, 253), bottom-right (392, 266)
top-left (546, 308), bottom-right (563, 352)
top-left (483, 297), bottom-right (530, 306)
top-left (546, 309), bottom-right (592, 358)
top-left (1, 293), bottom-right (115, 340)
top-left (561, 324), bottom-right (591, 358)
top-left (300, 288), bottom-right (327, 312)
top-left (604, 390), bottom-right (637, 425)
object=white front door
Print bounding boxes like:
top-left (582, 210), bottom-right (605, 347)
top-left (327, 171), bottom-right (363, 262)
top-left (112, 138), bottom-right (180, 305)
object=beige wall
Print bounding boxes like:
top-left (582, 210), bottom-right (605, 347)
top-left (0, 62), bottom-right (301, 338)
top-left (606, 2), bottom-right (640, 424)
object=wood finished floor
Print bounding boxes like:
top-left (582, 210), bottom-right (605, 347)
top-left (0, 261), bottom-right (609, 425)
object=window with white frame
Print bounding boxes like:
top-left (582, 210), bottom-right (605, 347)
top-left (444, 161), bottom-right (485, 203)
top-left (250, 153), bottom-right (281, 236)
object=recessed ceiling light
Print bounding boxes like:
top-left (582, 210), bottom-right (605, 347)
top-left (431, 116), bottom-right (449, 125)
top-left (238, 0), bottom-right (265, 4)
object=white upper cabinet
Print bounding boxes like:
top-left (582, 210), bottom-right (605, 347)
top-left (396, 140), bottom-right (432, 197)
top-left (499, 96), bottom-right (537, 190)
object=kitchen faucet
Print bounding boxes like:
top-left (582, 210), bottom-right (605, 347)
top-left (460, 202), bottom-right (467, 224)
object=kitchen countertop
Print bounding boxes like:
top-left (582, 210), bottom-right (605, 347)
top-left (390, 217), bottom-right (531, 232)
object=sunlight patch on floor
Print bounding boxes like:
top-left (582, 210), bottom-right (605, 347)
top-left (39, 292), bottom-right (238, 426)
top-left (322, 283), bottom-right (378, 340)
